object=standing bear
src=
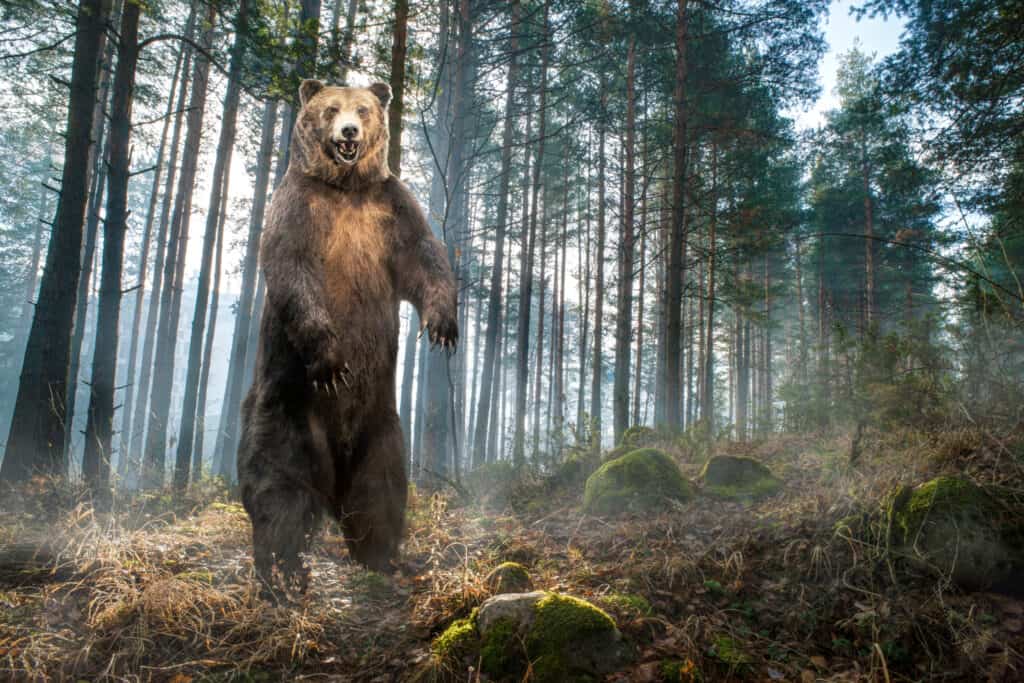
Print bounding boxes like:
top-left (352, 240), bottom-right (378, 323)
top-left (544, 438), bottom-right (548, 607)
top-left (237, 79), bottom-right (458, 585)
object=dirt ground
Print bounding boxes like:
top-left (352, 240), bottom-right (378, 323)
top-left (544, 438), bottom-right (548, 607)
top-left (1, 429), bottom-right (1022, 682)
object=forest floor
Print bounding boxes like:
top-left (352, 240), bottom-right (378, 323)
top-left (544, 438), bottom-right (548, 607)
top-left (1, 428), bottom-right (1023, 682)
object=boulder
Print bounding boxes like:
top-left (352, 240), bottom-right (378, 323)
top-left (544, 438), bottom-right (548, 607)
top-left (583, 448), bottom-right (694, 515)
top-left (887, 476), bottom-right (1023, 591)
top-left (700, 455), bottom-right (782, 501)
top-left (484, 561), bottom-right (534, 594)
top-left (430, 591), bottom-right (629, 682)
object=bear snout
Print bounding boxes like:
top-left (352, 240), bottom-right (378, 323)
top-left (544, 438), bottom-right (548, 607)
top-left (340, 124), bottom-right (359, 140)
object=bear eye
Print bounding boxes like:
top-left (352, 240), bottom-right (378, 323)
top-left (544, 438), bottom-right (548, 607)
top-left (357, 105), bottom-right (369, 117)
top-left (324, 106), bottom-right (339, 117)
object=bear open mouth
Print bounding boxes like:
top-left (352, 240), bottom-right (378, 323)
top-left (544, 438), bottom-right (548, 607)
top-left (333, 140), bottom-right (360, 165)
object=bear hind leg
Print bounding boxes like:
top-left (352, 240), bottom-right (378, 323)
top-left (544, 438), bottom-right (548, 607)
top-left (339, 413), bottom-right (407, 573)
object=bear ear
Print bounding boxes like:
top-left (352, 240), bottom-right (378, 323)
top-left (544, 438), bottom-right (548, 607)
top-left (299, 79), bottom-right (325, 106)
top-left (369, 82), bottom-right (392, 109)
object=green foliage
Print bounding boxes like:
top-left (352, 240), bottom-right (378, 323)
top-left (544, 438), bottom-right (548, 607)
top-left (583, 449), bottom-right (694, 515)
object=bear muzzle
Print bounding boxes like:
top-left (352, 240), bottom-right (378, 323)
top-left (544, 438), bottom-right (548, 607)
top-left (330, 137), bottom-right (361, 165)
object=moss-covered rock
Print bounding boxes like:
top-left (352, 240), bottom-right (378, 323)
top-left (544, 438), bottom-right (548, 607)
top-left (887, 476), bottom-right (1023, 590)
top-left (602, 444), bottom-right (634, 464)
top-left (432, 591), bottom-right (628, 682)
top-left (551, 449), bottom-right (601, 488)
top-left (485, 561), bottom-right (534, 594)
top-left (699, 455), bottom-right (782, 501)
top-left (584, 448), bottom-right (695, 515)
top-left (620, 425), bottom-right (661, 449)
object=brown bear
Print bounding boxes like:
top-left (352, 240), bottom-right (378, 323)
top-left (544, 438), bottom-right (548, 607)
top-left (237, 79), bottom-right (458, 586)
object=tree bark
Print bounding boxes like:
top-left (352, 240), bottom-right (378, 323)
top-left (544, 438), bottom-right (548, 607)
top-left (513, 0), bottom-right (550, 466)
top-left (471, 0), bottom-right (519, 468)
top-left (613, 25), bottom-right (637, 442)
top-left (663, 0), bottom-right (689, 431)
top-left (173, 0), bottom-right (248, 491)
top-left (141, 10), bottom-right (215, 489)
top-left (213, 100), bottom-right (278, 480)
top-left (118, 18), bottom-right (190, 482)
top-left (589, 81), bottom-right (608, 447)
top-left (81, 0), bottom-right (140, 497)
top-left (387, 0), bottom-right (409, 175)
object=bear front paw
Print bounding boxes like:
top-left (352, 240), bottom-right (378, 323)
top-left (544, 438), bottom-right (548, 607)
top-left (421, 310), bottom-right (459, 351)
top-left (309, 361), bottom-right (354, 396)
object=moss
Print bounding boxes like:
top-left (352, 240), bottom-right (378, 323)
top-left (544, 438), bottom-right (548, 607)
top-left (889, 476), bottom-right (993, 542)
top-left (479, 617), bottom-right (519, 676)
top-left (486, 561), bottom-right (533, 594)
top-left (887, 476), bottom-right (1022, 590)
top-left (699, 455), bottom-right (782, 501)
top-left (709, 635), bottom-right (751, 667)
top-left (432, 616), bottom-right (478, 661)
top-left (599, 592), bottom-right (652, 617)
top-left (527, 593), bottom-right (620, 682)
top-left (620, 425), bottom-right (660, 448)
top-left (602, 444), bottom-right (635, 463)
top-left (584, 449), bottom-right (694, 515)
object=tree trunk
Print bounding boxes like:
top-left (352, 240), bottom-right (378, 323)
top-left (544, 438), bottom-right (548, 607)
top-left (633, 226), bottom-right (645, 426)
top-left (191, 174), bottom-right (228, 482)
top-left (65, 12), bottom-right (120, 462)
top-left (173, 0), bottom-right (247, 491)
top-left (471, 0), bottom-right (519, 468)
top-left (663, 0), bottom-right (689, 431)
top-left (81, 0), bottom-right (140, 497)
top-left (141, 11), bottom-right (215, 489)
top-left (576, 153), bottom-right (592, 437)
top-left (213, 100), bottom-right (278, 481)
top-left (531, 193), bottom-right (548, 461)
top-left (1, 0), bottom-right (112, 482)
top-left (122, 18), bottom-right (194, 486)
top-left (613, 24), bottom-right (637, 442)
top-left (387, 0), bottom-right (409, 175)
top-left (513, 1), bottom-right (549, 466)
top-left (589, 82), bottom-right (608, 448)
top-left (701, 141), bottom-right (717, 429)
top-left (118, 20), bottom-right (190, 482)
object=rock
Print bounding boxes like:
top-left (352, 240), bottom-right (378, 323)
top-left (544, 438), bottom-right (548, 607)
top-left (620, 425), bottom-right (661, 449)
top-left (700, 455), bottom-right (782, 501)
top-left (887, 476), bottom-right (1023, 591)
top-left (484, 561), bottom-right (534, 594)
top-left (431, 591), bottom-right (629, 682)
top-left (584, 448), bottom-right (695, 515)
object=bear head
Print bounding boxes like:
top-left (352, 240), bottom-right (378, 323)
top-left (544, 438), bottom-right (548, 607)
top-left (292, 79), bottom-right (392, 188)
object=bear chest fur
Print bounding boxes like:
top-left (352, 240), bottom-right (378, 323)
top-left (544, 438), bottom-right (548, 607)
top-left (319, 192), bottom-right (397, 316)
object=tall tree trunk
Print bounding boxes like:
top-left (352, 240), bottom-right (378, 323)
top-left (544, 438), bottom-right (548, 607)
top-left (421, 0), bottom-right (464, 484)
top-left (2, 0), bottom-right (113, 482)
top-left (702, 141), bottom-right (717, 429)
top-left (531, 193), bottom-right (548, 461)
top-left (213, 100), bottom-right (278, 481)
top-left (118, 23), bottom-right (189, 482)
top-left (589, 82), bottom-right (608, 447)
top-left (663, 0), bottom-right (689, 431)
top-left (471, 0), bottom-right (519, 468)
top-left (513, 1), bottom-right (549, 466)
top-left (613, 23), bottom-right (637, 442)
top-left (173, 0), bottom-right (247, 490)
top-left (387, 0), bottom-right (409, 174)
top-left (192, 175), bottom-right (228, 482)
top-left (576, 157), bottom-right (592, 438)
top-left (141, 11), bottom-right (215, 488)
top-left (862, 145), bottom-right (874, 329)
top-left (554, 169), bottom-right (568, 450)
top-left (66, 12), bottom-right (120, 461)
top-left (336, 0), bottom-right (359, 83)
top-left (81, 0), bottom-right (140, 497)
top-left (633, 226), bottom-right (645, 426)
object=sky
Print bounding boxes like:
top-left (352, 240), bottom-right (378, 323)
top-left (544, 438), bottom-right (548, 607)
top-left (789, 0), bottom-right (905, 131)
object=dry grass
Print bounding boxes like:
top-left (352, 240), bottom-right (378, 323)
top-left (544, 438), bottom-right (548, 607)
top-left (1, 428), bottom-right (1023, 681)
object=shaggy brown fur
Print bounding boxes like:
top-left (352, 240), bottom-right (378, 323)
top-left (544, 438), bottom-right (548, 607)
top-left (237, 80), bottom-right (457, 584)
